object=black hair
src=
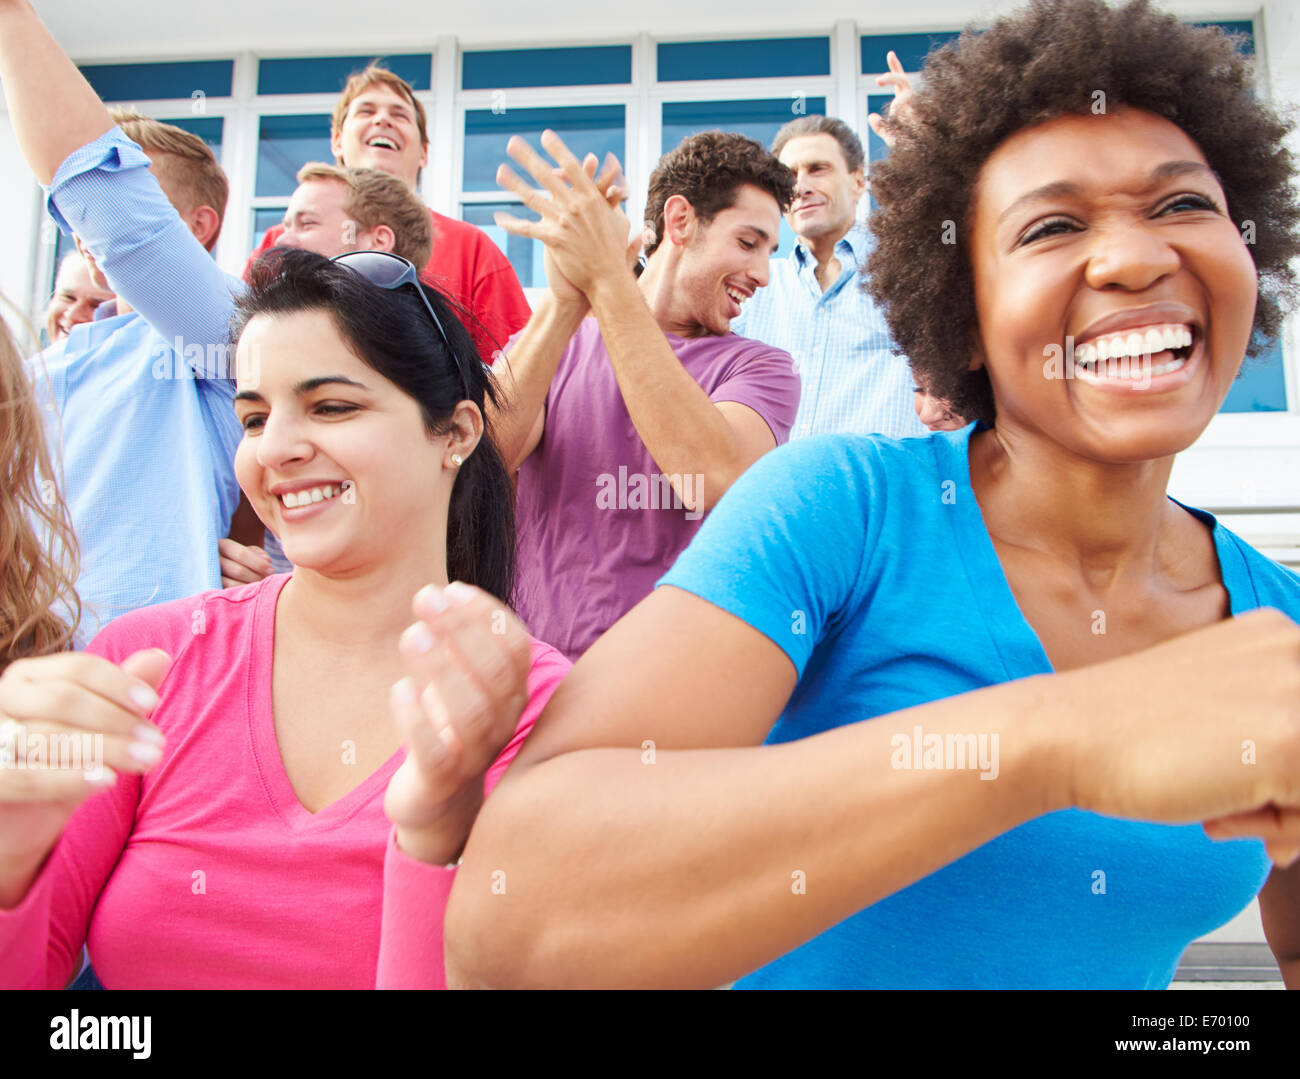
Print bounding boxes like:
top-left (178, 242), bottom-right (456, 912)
top-left (230, 247), bottom-right (516, 605)
top-left (867, 0), bottom-right (1300, 425)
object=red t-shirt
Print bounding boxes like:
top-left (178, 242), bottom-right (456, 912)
top-left (245, 209), bottom-right (532, 361)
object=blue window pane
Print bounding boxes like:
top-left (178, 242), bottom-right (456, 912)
top-left (1190, 21), bottom-right (1255, 55)
top-left (1222, 336), bottom-right (1287, 412)
top-left (463, 46), bottom-right (632, 90)
top-left (258, 54), bottom-right (431, 95)
top-left (252, 207), bottom-right (287, 255)
top-left (865, 93), bottom-right (894, 214)
top-left (256, 114), bottom-right (333, 198)
top-left (161, 116), bottom-right (223, 156)
top-left (661, 98), bottom-right (826, 155)
top-left (80, 60), bottom-right (233, 102)
top-left (463, 105), bottom-right (625, 193)
top-left (860, 32), bottom-right (961, 75)
top-left (462, 202), bottom-right (545, 288)
top-left (658, 38), bottom-right (830, 82)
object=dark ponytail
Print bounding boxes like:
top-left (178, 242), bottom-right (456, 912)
top-left (233, 247), bottom-right (517, 605)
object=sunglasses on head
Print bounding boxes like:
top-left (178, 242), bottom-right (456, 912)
top-left (329, 250), bottom-right (472, 399)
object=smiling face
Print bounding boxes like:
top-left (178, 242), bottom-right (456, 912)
top-left (968, 107), bottom-right (1258, 462)
top-left (276, 179), bottom-right (386, 259)
top-left (778, 132), bottom-right (866, 246)
top-left (46, 254), bottom-right (114, 340)
top-left (330, 83), bottom-right (427, 190)
top-left (233, 308), bottom-right (452, 576)
top-left (671, 183), bottom-right (782, 336)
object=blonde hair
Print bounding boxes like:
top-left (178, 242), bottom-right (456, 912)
top-left (0, 300), bottom-right (79, 669)
top-left (108, 106), bottom-right (229, 250)
top-left (295, 163), bottom-right (433, 268)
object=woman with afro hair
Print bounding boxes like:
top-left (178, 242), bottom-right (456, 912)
top-left (444, 0), bottom-right (1300, 989)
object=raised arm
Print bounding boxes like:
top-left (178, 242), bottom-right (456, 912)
top-left (0, 0), bottom-right (111, 184)
top-left (488, 150), bottom-right (629, 471)
top-left (496, 133), bottom-right (777, 514)
top-left (0, 0), bottom-right (240, 366)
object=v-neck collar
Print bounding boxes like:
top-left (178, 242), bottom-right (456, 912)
top-left (246, 574), bottom-right (405, 832)
top-left (936, 424), bottom-right (1259, 680)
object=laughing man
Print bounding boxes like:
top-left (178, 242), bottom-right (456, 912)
top-left (490, 130), bottom-right (800, 660)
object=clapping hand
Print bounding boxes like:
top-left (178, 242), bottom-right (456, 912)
top-left (383, 582), bottom-right (534, 866)
top-left (494, 131), bottom-right (643, 308)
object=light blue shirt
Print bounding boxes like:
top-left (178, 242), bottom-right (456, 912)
top-left (731, 227), bottom-right (927, 441)
top-left (661, 426), bottom-right (1293, 987)
top-left (31, 127), bottom-right (244, 640)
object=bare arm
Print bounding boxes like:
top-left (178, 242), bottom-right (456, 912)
top-left (445, 589), bottom-right (1300, 989)
top-left (497, 133), bottom-right (776, 514)
top-left (0, 0), bottom-right (113, 186)
top-left (445, 587), bottom-right (1059, 989)
top-left (1259, 860), bottom-right (1300, 989)
top-left (587, 270), bottom-right (778, 513)
top-left (485, 294), bottom-right (587, 471)
top-left (489, 150), bottom-right (628, 471)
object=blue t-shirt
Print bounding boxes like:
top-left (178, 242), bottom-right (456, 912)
top-left (660, 424), bottom-right (1300, 989)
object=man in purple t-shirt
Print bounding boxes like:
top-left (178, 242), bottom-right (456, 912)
top-left (490, 130), bottom-right (801, 659)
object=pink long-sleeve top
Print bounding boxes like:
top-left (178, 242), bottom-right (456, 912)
top-left (0, 574), bottom-right (569, 989)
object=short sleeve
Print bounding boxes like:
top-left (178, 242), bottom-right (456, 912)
top-left (708, 340), bottom-right (801, 446)
top-left (658, 436), bottom-right (871, 675)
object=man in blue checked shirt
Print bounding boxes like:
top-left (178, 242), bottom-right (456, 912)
top-left (732, 113), bottom-right (962, 440)
top-left (1, 0), bottom-right (245, 642)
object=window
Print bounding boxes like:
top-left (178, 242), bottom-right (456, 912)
top-left (462, 45), bottom-right (632, 90)
top-left (255, 114), bottom-right (333, 199)
top-left (257, 54), bottom-right (431, 95)
top-left (657, 37), bottom-right (829, 82)
top-left (80, 59), bottom-right (233, 102)
top-left (461, 104), bottom-right (626, 286)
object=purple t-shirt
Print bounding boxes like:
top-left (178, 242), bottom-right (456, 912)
top-left (514, 318), bottom-right (800, 659)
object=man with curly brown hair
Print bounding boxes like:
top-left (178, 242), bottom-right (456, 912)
top-left (488, 130), bottom-right (802, 659)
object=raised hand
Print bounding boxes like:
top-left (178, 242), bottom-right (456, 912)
top-left (867, 50), bottom-right (919, 149)
top-left (383, 581), bottom-right (534, 865)
top-left (0, 648), bottom-right (170, 907)
top-left (494, 131), bottom-right (641, 305)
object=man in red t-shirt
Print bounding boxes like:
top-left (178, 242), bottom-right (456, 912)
top-left (244, 63), bottom-right (531, 360)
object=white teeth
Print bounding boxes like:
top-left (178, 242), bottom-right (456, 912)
top-left (280, 484), bottom-right (342, 509)
top-left (368, 137), bottom-right (397, 149)
top-left (1075, 322), bottom-right (1194, 364)
top-left (1075, 355), bottom-right (1188, 381)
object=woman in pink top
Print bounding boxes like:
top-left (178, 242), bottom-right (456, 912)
top-left (0, 247), bottom-right (568, 988)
